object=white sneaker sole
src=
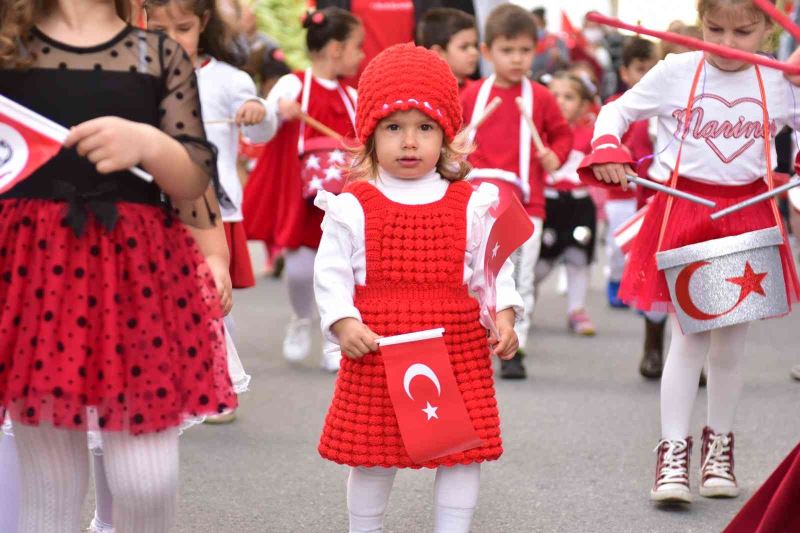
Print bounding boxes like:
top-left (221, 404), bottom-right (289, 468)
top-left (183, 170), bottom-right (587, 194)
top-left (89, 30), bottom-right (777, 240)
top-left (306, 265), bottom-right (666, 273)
top-left (650, 487), bottom-right (692, 503)
top-left (699, 484), bottom-right (739, 498)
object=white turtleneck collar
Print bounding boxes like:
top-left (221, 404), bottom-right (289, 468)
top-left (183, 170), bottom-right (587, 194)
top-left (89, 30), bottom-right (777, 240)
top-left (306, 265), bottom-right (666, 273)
top-left (372, 168), bottom-right (448, 205)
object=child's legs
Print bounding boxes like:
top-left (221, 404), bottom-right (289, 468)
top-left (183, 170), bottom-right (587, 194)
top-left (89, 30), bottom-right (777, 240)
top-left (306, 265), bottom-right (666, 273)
top-left (513, 217), bottom-right (543, 343)
top-left (563, 247), bottom-right (589, 313)
top-left (533, 258), bottom-right (555, 287)
top-left (661, 315), bottom-right (711, 439)
top-left (13, 422), bottom-right (89, 533)
top-left (0, 431), bottom-right (20, 533)
top-left (433, 463), bottom-right (481, 533)
top-left (347, 466), bottom-right (397, 533)
top-left (707, 323), bottom-right (749, 434)
top-left (91, 446), bottom-right (115, 530)
top-left (101, 428), bottom-right (179, 533)
top-left (283, 246), bottom-right (317, 320)
top-left (604, 199), bottom-right (636, 281)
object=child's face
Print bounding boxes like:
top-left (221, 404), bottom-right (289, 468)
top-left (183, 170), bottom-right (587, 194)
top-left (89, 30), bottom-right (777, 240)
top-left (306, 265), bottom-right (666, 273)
top-left (482, 34), bottom-right (536, 86)
top-left (438, 28), bottom-right (479, 81)
top-left (330, 25), bottom-right (365, 78)
top-left (147, 3), bottom-right (209, 64)
top-left (619, 57), bottom-right (657, 88)
top-left (701, 6), bottom-right (771, 71)
top-left (549, 79), bottom-right (587, 124)
top-left (373, 109), bottom-right (443, 180)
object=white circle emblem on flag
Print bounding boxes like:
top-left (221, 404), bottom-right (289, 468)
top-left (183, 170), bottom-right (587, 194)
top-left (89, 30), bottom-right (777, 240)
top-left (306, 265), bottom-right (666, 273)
top-left (0, 123), bottom-right (29, 185)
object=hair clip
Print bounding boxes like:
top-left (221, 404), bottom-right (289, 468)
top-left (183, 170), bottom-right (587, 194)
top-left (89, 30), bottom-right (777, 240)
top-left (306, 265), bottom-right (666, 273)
top-left (312, 11), bottom-right (325, 24)
top-left (272, 49), bottom-right (286, 62)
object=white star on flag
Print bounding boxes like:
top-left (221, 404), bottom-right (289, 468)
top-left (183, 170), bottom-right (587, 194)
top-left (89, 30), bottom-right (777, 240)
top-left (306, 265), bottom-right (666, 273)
top-left (324, 166), bottom-right (342, 181)
top-left (305, 154), bottom-right (321, 170)
top-left (491, 242), bottom-right (500, 259)
top-left (328, 149), bottom-right (345, 164)
top-left (422, 402), bottom-right (439, 420)
top-left (309, 177), bottom-right (324, 192)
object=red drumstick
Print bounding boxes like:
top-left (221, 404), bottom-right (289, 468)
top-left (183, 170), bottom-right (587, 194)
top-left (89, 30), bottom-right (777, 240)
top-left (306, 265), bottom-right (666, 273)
top-left (585, 11), bottom-right (800, 76)
top-left (753, 0), bottom-right (800, 42)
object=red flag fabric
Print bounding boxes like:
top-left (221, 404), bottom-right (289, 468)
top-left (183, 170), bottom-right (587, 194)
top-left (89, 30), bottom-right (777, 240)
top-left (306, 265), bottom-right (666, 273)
top-left (299, 136), bottom-right (349, 199)
top-left (560, 10), bottom-right (588, 50)
top-left (0, 94), bottom-right (65, 194)
top-left (479, 186), bottom-right (535, 335)
top-left (379, 328), bottom-right (483, 464)
top-left (723, 441), bottom-right (800, 533)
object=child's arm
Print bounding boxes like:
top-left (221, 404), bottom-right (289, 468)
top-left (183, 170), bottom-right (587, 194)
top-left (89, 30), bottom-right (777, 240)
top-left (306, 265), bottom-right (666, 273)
top-left (489, 309), bottom-right (518, 360)
top-left (228, 68), bottom-right (271, 143)
top-left (537, 86), bottom-right (574, 173)
top-left (314, 193), bottom-right (378, 358)
top-left (262, 73), bottom-right (303, 142)
top-left (185, 185), bottom-right (232, 316)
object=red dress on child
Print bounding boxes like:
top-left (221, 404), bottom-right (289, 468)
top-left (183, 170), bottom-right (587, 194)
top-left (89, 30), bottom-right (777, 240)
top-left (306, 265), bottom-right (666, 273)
top-left (242, 72), bottom-right (356, 250)
top-left (318, 180), bottom-right (502, 468)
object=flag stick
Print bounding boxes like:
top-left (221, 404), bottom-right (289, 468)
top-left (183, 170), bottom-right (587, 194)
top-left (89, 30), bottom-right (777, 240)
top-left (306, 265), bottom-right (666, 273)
top-left (514, 97), bottom-right (546, 153)
top-left (753, 0), bottom-right (800, 42)
top-left (301, 112), bottom-right (343, 141)
top-left (710, 179), bottom-right (800, 220)
top-left (204, 118), bottom-right (236, 125)
top-left (585, 11), bottom-right (800, 76)
top-left (626, 174), bottom-right (716, 207)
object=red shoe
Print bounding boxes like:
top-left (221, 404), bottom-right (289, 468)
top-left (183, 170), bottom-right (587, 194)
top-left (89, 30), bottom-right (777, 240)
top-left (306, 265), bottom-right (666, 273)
top-left (568, 309), bottom-right (596, 336)
top-left (651, 438), bottom-right (693, 503)
top-left (699, 426), bottom-right (739, 498)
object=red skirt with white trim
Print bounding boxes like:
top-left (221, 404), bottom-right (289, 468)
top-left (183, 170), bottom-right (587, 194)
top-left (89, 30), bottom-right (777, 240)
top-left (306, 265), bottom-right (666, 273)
top-left (619, 178), bottom-right (800, 313)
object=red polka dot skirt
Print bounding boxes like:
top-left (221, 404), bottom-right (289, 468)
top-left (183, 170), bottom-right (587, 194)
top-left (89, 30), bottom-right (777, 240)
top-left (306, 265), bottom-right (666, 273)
top-left (0, 200), bottom-right (237, 435)
top-left (318, 181), bottom-right (502, 468)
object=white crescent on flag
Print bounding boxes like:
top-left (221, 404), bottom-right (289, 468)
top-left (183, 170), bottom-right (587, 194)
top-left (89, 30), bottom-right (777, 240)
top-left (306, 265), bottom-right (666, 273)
top-left (402, 363), bottom-right (442, 400)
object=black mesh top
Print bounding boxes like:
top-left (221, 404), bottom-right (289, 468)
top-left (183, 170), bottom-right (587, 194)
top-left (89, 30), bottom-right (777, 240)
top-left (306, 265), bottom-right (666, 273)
top-left (0, 25), bottom-right (223, 231)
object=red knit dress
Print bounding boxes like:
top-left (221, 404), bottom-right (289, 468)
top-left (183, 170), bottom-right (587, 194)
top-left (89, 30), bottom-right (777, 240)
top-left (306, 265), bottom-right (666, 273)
top-left (318, 180), bottom-right (502, 469)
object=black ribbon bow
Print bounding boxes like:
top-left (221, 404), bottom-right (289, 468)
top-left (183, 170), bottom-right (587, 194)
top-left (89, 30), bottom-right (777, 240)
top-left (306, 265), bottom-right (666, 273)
top-left (53, 180), bottom-right (119, 237)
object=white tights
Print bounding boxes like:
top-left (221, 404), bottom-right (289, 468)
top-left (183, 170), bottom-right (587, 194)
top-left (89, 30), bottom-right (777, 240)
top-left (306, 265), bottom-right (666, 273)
top-left (535, 247), bottom-right (590, 313)
top-left (8, 423), bottom-right (179, 533)
top-left (660, 315), bottom-right (748, 439)
top-left (284, 246), bottom-right (317, 320)
top-left (347, 463), bottom-right (481, 533)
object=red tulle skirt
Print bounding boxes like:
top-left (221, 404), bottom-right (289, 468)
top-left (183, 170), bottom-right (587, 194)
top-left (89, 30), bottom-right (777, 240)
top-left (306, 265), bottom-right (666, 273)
top-left (0, 199), bottom-right (237, 435)
top-left (223, 221), bottom-right (255, 289)
top-left (619, 178), bottom-right (800, 313)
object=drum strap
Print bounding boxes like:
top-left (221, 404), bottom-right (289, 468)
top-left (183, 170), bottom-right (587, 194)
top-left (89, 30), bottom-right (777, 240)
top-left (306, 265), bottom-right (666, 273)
top-left (656, 59), bottom-right (781, 253)
top-left (297, 68), bottom-right (356, 155)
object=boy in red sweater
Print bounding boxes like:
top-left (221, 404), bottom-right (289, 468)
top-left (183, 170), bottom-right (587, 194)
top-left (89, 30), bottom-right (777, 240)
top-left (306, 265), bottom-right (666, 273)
top-left (417, 8), bottom-right (480, 93)
top-left (603, 37), bottom-right (658, 310)
top-left (461, 3), bottom-right (572, 379)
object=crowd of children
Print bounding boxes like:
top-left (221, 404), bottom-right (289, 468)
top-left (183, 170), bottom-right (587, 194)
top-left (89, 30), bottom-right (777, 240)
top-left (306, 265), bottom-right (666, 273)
top-left (1, 0), bottom-right (800, 531)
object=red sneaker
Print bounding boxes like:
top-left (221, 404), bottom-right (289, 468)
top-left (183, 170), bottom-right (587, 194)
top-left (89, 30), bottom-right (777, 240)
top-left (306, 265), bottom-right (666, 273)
top-left (699, 426), bottom-right (739, 498)
top-left (651, 438), bottom-right (693, 503)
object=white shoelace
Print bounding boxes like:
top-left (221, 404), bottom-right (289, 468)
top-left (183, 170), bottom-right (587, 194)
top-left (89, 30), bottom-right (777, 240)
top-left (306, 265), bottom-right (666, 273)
top-left (654, 439), bottom-right (690, 485)
top-left (701, 434), bottom-right (734, 481)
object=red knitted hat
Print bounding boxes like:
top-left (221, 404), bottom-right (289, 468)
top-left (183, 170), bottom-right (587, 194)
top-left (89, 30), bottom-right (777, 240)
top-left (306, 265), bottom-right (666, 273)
top-left (356, 43), bottom-right (462, 143)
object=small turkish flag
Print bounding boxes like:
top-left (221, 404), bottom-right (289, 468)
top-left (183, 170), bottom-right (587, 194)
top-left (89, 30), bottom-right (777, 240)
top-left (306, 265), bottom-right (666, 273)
top-left (613, 201), bottom-right (650, 256)
top-left (478, 186), bottom-right (534, 336)
top-left (379, 328), bottom-right (483, 464)
top-left (0, 94), bottom-right (66, 194)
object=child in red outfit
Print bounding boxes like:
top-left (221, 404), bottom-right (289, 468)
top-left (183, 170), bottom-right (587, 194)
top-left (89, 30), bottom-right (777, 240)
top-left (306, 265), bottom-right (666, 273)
top-left (314, 43), bottom-right (522, 533)
top-left (416, 8), bottom-right (480, 92)
top-left (461, 4), bottom-right (572, 379)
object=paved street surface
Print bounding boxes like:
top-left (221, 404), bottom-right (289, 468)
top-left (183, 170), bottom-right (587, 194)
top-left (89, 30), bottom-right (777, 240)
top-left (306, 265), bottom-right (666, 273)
top-left (81, 243), bottom-right (800, 532)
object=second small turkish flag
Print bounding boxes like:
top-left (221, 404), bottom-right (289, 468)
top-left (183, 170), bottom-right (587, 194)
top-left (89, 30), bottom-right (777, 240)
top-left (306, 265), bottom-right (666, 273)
top-left (380, 328), bottom-right (483, 464)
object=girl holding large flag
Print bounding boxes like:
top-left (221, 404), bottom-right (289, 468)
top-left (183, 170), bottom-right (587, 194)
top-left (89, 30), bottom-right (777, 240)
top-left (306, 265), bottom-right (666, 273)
top-left (314, 43), bottom-right (523, 533)
top-left (0, 0), bottom-right (236, 531)
top-left (578, 0), bottom-right (800, 507)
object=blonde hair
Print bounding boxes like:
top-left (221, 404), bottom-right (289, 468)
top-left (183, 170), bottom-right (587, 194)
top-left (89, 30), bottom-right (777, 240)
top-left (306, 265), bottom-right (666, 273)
top-left (0, 0), bottom-right (131, 68)
top-left (660, 21), bottom-right (703, 58)
top-left (697, 0), bottom-right (774, 22)
top-left (348, 127), bottom-right (473, 182)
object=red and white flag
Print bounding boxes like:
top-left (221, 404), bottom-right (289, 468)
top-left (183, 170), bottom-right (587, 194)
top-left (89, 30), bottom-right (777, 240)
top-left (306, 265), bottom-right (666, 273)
top-left (613, 201), bottom-right (650, 256)
top-left (379, 328), bottom-right (482, 464)
top-left (0, 94), bottom-right (151, 193)
top-left (478, 186), bottom-right (535, 336)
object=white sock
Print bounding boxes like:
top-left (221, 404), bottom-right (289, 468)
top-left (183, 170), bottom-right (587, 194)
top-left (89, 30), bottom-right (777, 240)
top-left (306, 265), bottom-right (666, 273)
top-left (284, 246), bottom-right (317, 320)
top-left (347, 466), bottom-right (396, 533)
top-left (433, 464), bottom-right (481, 533)
top-left (660, 315), bottom-right (710, 439)
top-left (0, 432), bottom-right (21, 533)
top-left (101, 428), bottom-right (179, 533)
top-left (14, 422), bottom-right (89, 533)
top-left (706, 323), bottom-right (748, 434)
top-left (564, 248), bottom-right (589, 314)
top-left (92, 449), bottom-right (115, 530)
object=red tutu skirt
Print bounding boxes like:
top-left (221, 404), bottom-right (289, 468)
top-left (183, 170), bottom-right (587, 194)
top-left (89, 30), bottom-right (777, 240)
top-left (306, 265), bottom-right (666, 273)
top-left (0, 200), bottom-right (238, 435)
top-left (620, 178), bottom-right (800, 313)
top-left (223, 221), bottom-right (255, 289)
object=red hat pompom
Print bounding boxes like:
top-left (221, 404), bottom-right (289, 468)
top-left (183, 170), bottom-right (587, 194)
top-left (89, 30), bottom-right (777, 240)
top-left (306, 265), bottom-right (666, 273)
top-left (355, 43), bottom-right (462, 143)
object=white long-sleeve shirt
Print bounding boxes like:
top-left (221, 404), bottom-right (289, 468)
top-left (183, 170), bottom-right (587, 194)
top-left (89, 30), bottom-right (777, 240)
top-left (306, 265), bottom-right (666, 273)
top-left (594, 51), bottom-right (800, 186)
top-left (197, 58), bottom-right (270, 221)
top-left (313, 170), bottom-right (524, 354)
